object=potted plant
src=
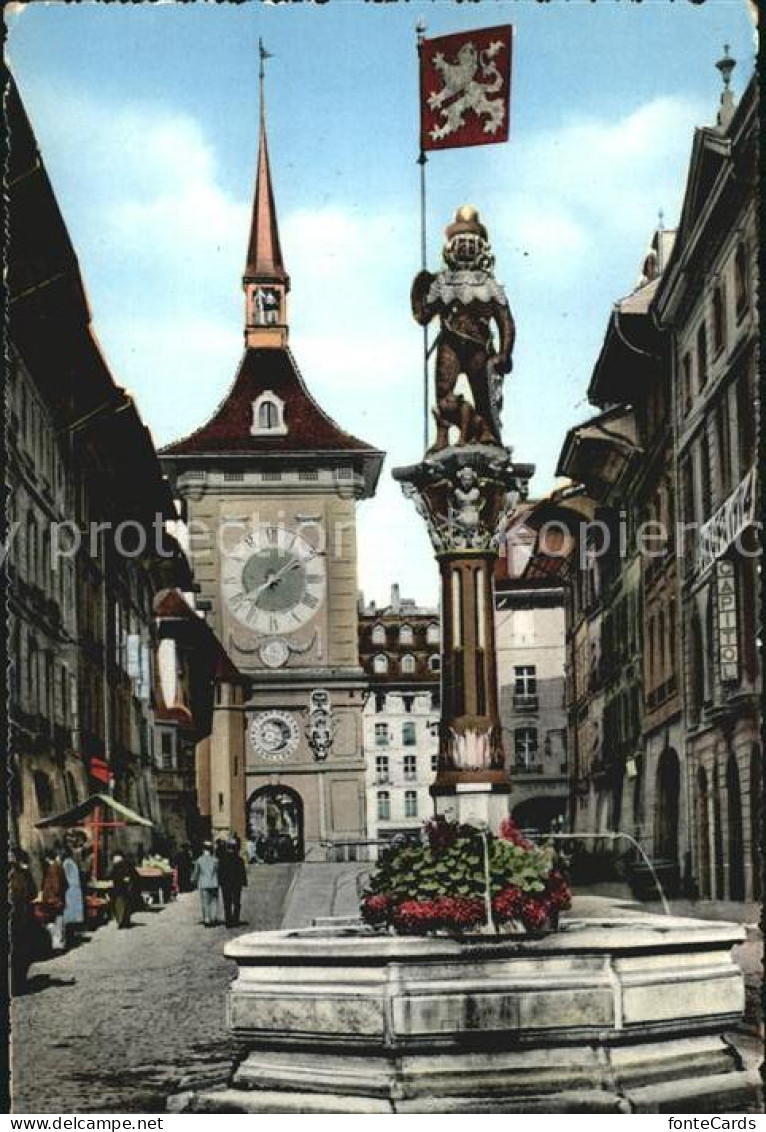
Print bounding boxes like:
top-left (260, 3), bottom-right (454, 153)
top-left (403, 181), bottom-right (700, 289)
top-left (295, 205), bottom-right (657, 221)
top-left (361, 816), bottom-right (571, 937)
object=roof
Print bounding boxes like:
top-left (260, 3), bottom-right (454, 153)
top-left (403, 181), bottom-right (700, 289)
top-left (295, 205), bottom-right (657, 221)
top-left (36, 793), bottom-right (154, 829)
top-left (154, 588), bottom-right (241, 684)
top-left (161, 345), bottom-right (383, 460)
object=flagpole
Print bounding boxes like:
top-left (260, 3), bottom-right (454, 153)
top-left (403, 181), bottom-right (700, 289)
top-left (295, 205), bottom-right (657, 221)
top-left (417, 22), bottom-right (429, 454)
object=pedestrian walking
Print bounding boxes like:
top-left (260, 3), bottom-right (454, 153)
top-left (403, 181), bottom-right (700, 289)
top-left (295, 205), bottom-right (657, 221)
top-left (41, 848), bottom-right (68, 952)
top-left (61, 847), bottom-right (84, 948)
top-left (9, 848), bottom-right (38, 994)
top-left (191, 842), bottom-right (219, 927)
top-left (174, 844), bottom-right (194, 892)
top-left (110, 851), bottom-right (139, 929)
top-left (218, 840), bottom-right (247, 927)
top-left (246, 837), bottom-right (258, 865)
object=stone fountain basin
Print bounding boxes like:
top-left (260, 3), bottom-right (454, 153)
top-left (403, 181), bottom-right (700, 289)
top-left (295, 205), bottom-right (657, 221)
top-left (188, 917), bottom-right (761, 1113)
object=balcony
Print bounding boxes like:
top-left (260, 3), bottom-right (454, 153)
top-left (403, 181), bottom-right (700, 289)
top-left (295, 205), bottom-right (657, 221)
top-left (512, 693), bottom-right (539, 713)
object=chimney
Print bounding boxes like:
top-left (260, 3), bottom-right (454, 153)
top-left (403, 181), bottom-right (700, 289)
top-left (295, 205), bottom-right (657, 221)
top-left (390, 583), bottom-right (401, 613)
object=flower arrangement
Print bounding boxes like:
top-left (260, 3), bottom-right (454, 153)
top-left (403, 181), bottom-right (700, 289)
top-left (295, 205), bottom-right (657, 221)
top-left (361, 816), bottom-right (571, 937)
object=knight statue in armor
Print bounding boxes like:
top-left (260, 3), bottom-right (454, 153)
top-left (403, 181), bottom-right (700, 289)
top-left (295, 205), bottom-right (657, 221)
top-left (411, 205), bottom-right (515, 452)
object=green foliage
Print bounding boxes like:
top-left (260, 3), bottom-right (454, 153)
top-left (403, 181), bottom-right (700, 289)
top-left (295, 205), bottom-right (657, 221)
top-left (367, 827), bottom-right (555, 904)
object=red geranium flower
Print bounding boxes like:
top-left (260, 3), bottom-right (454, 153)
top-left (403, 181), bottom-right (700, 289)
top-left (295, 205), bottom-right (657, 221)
top-left (492, 885), bottom-right (524, 923)
top-left (361, 893), bottom-right (392, 925)
top-left (520, 896), bottom-right (549, 931)
top-left (498, 817), bottom-right (533, 850)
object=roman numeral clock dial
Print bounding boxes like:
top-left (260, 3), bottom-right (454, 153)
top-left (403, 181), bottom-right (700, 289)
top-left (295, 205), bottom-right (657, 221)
top-left (222, 525), bottom-right (326, 646)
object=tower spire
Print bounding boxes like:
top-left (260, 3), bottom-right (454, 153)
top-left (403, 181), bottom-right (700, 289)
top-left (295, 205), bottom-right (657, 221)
top-left (244, 40), bottom-right (290, 349)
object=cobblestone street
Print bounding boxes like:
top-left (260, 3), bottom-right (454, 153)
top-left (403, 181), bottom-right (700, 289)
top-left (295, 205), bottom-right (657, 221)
top-left (11, 864), bottom-right (296, 1114)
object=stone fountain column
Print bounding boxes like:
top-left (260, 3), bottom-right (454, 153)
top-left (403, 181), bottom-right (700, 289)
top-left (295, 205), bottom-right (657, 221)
top-left (393, 446), bottom-right (533, 829)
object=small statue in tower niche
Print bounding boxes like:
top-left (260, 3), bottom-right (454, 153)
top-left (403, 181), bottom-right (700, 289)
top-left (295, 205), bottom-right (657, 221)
top-left (411, 205), bottom-right (515, 452)
top-left (450, 466), bottom-right (484, 543)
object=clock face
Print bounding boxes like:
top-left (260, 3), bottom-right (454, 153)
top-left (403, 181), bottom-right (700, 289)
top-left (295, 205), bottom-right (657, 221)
top-left (222, 525), bottom-right (326, 635)
top-left (248, 711), bottom-right (300, 761)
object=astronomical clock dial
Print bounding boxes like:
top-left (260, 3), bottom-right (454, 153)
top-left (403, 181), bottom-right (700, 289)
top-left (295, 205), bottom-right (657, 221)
top-left (221, 524), bottom-right (326, 636)
top-left (248, 711), bottom-right (300, 761)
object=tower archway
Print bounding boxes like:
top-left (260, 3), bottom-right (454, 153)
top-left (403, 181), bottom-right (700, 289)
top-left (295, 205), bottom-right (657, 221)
top-left (247, 785), bottom-right (304, 862)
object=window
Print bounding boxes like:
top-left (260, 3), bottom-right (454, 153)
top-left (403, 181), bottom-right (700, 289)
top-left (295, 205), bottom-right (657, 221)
top-left (404, 790), bottom-right (418, 818)
top-left (712, 283), bottom-right (727, 354)
top-left (669, 597), bottom-right (677, 677)
top-left (735, 241), bottom-right (749, 315)
top-left (736, 365), bottom-right (757, 475)
top-left (372, 654), bottom-right (389, 675)
top-left (259, 401), bottom-right (278, 429)
top-left (699, 431), bottom-right (712, 519)
top-left (377, 791), bottom-right (390, 821)
top-left (375, 754), bottom-right (389, 783)
top-left (514, 665), bottom-right (537, 696)
top-left (374, 692), bottom-right (386, 713)
top-left (402, 694), bottom-right (414, 713)
top-left (696, 322), bottom-right (708, 389)
top-left (428, 655), bottom-right (441, 673)
top-left (399, 624), bottom-right (413, 645)
top-left (371, 623), bottom-right (386, 645)
top-left (299, 469), bottom-right (319, 482)
top-left (159, 729), bottom-right (175, 770)
top-left (401, 654), bottom-right (416, 675)
top-left (648, 615), bottom-right (656, 693)
top-left (402, 721), bottom-right (416, 746)
top-left (251, 391), bottom-right (287, 436)
top-left (682, 352), bottom-right (693, 412)
top-left (374, 722), bottom-right (389, 747)
top-left (514, 727), bottom-right (539, 769)
top-left (716, 398), bottom-right (732, 500)
top-left (224, 471), bottom-right (244, 483)
top-left (404, 754), bottom-right (417, 780)
top-left (33, 771), bottom-right (53, 816)
top-left (426, 622), bottom-right (440, 644)
top-left (431, 753), bottom-right (439, 773)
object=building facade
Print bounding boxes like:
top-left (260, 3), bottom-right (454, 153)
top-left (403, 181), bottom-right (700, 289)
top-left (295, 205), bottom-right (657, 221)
top-left (494, 520), bottom-right (569, 832)
top-left (654, 64), bottom-right (759, 901)
top-left (161, 85), bottom-right (383, 859)
top-left (7, 78), bottom-right (235, 870)
top-left (359, 586), bottom-right (440, 843)
top-left (523, 61), bottom-right (759, 901)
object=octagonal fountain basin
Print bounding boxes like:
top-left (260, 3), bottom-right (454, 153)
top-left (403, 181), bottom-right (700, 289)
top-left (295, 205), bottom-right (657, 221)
top-left (183, 917), bottom-right (762, 1114)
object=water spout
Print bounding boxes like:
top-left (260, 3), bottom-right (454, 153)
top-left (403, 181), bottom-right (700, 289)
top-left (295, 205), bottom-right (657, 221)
top-left (531, 831), bottom-right (672, 917)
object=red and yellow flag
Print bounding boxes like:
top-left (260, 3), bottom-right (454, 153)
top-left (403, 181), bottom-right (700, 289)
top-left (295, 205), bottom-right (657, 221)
top-left (419, 25), bottom-right (513, 153)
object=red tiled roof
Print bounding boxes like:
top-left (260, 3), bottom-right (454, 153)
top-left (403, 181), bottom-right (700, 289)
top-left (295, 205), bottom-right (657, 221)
top-left (160, 346), bottom-right (380, 457)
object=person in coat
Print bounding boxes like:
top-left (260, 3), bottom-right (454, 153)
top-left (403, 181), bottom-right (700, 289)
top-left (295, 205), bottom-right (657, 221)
top-left (9, 849), bottom-right (38, 994)
top-left (61, 846), bottom-right (84, 947)
top-left (110, 851), bottom-right (139, 929)
top-left (191, 842), bottom-right (219, 927)
top-left (41, 848), bottom-right (68, 952)
top-left (218, 840), bottom-right (247, 927)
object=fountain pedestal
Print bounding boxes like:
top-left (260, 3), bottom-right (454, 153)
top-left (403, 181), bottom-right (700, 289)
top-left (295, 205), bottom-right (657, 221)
top-left (393, 445), bottom-right (533, 827)
top-left (177, 917), bottom-right (761, 1114)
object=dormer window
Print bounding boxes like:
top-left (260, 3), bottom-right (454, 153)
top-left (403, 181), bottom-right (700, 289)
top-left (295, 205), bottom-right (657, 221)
top-left (251, 390), bottom-right (287, 437)
top-left (399, 624), bottom-right (414, 645)
top-left (371, 623), bottom-right (386, 645)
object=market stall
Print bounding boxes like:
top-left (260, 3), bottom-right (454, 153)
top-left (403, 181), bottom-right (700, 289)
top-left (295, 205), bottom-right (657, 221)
top-left (36, 794), bottom-right (155, 927)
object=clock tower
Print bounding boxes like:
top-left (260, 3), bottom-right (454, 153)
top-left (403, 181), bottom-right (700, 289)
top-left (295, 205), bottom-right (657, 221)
top-left (161, 70), bottom-right (383, 858)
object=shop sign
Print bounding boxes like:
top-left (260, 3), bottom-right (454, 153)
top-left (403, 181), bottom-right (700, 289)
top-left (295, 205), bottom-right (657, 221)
top-left (716, 560), bottom-right (739, 683)
top-left (698, 466), bottom-right (757, 574)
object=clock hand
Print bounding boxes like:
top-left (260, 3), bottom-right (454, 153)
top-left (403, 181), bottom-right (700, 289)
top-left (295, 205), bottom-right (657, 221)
top-left (249, 558), bottom-right (302, 604)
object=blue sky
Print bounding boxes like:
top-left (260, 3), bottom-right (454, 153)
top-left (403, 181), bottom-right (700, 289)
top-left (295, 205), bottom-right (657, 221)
top-left (7, 0), bottom-right (755, 607)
